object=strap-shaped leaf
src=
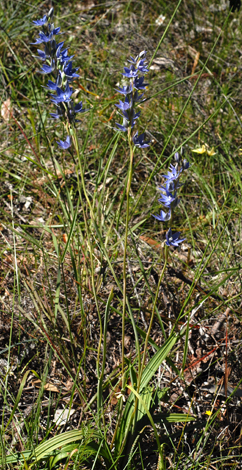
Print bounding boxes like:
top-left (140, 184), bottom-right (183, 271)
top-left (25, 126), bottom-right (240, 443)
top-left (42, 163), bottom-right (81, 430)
top-left (140, 333), bottom-right (178, 391)
top-left (30, 429), bottom-right (97, 463)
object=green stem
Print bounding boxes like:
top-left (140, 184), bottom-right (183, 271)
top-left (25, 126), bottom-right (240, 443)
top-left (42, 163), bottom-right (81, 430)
top-left (122, 127), bottom-right (134, 390)
top-left (137, 244), bottom-right (169, 393)
top-left (71, 126), bottom-right (102, 375)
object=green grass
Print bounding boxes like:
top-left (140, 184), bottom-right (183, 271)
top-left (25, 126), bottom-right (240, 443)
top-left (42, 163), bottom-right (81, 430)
top-left (0, 0), bottom-right (242, 469)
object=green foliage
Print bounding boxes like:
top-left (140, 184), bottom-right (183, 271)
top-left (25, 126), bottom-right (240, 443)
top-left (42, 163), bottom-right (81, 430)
top-left (0, 0), bottom-right (242, 469)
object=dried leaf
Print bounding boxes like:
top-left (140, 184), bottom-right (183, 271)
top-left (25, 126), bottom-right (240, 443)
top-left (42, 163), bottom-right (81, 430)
top-left (53, 408), bottom-right (75, 425)
top-left (32, 379), bottom-right (59, 392)
top-left (44, 383), bottom-right (59, 392)
top-left (139, 235), bottom-right (161, 251)
top-left (1, 98), bottom-right (12, 122)
top-left (191, 51), bottom-right (200, 75)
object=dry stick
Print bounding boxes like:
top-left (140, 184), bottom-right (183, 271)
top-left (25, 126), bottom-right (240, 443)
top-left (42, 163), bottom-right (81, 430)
top-left (210, 308), bottom-right (230, 336)
top-left (3, 199), bottom-right (27, 224)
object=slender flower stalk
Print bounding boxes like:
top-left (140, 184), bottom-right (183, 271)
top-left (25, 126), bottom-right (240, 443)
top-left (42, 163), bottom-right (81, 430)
top-left (137, 152), bottom-right (189, 393)
top-left (115, 51), bottom-right (150, 392)
top-left (31, 9), bottom-right (95, 372)
top-left (137, 244), bottom-right (169, 395)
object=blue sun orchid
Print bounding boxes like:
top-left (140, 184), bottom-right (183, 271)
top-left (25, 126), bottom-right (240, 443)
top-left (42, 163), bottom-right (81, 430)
top-left (165, 228), bottom-right (186, 247)
top-left (159, 179), bottom-right (183, 194)
top-left (115, 50), bottom-right (149, 147)
top-left (49, 108), bottom-right (65, 119)
top-left (128, 55), bottom-right (139, 64)
top-left (63, 62), bottom-right (79, 80)
top-left (36, 49), bottom-right (48, 60)
top-left (115, 112), bottom-right (139, 132)
top-left (50, 83), bottom-right (73, 104)
top-left (153, 209), bottom-right (171, 222)
top-left (163, 164), bottom-right (181, 182)
top-left (133, 132), bottom-right (150, 148)
top-left (122, 65), bottom-right (139, 79)
top-left (32, 8), bottom-right (88, 142)
top-left (74, 102), bottom-right (86, 113)
top-left (182, 159), bottom-right (190, 170)
top-left (115, 120), bottom-right (130, 132)
top-left (128, 52), bottom-right (149, 73)
top-left (50, 27), bottom-right (61, 36)
top-left (40, 60), bottom-right (55, 74)
top-left (59, 49), bottom-right (74, 65)
top-left (133, 76), bottom-right (148, 91)
top-left (135, 61), bottom-right (149, 74)
top-left (115, 97), bottom-right (131, 112)
top-left (31, 31), bottom-right (56, 45)
top-left (115, 85), bottom-right (132, 95)
top-left (158, 189), bottom-right (179, 209)
top-left (122, 109), bottom-right (141, 126)
top-left (153, 150), bottom-right (190, 249)
top-left (133, 91), bottom-right (144, 103)
top-left (55, 41), bottom-right (64, 55)
top-left (57, 135), bottom-right (71, 149)
top-left (44, 79), bottom-right (59, 91)
top-left (33, 15), bottom-right (47, 26)
top-left (36, 41), bottom-right (59, 61)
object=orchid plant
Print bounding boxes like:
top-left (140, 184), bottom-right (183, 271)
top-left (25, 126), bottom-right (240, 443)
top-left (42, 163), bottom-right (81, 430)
top-left (32, 8), bottom-right (88, 150)
top-left (26, 11), bottom-right (194, 469)
top-left (153, 151), bottom-right (189, 247)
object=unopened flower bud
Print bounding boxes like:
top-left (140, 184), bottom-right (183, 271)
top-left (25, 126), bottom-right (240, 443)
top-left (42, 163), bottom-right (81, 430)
top-left (47, 7), bottom-right (54, 20)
